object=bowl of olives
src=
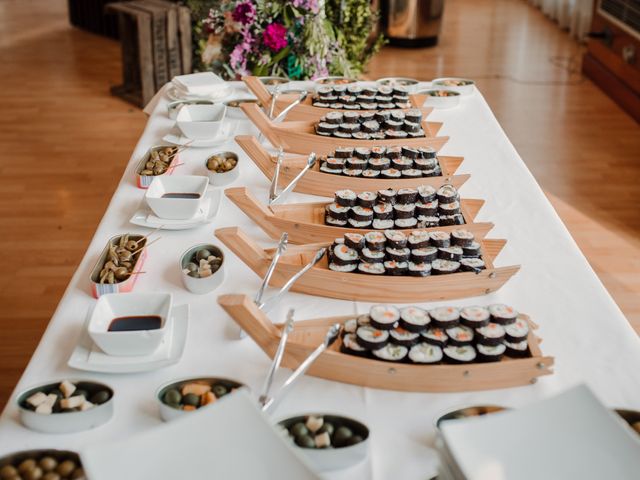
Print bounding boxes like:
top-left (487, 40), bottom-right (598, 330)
top-left (17, 379), bottom-right (114, 434)
top-left (278, 414), bottom-right (369, 472)
top-left (0, 449), bottom-right (85, 480)
top-left (156, 376), bottom-right (245, 422)
top-left (205, 151), bottom-right (239, 187)
top-left (435, 404), bottom-right (508, 429)
top-left (179, 244), bottom-right (225, 295)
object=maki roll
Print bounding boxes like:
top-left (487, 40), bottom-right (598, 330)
top-left (354, 147), bottom-right (370, 159)
top-left (346, 157), bottom-right (368, 169)
top-left (390, 110), bottom-right (405, 122)
top-left (390, 327), bottom-right (420, 347)
top-left (369, 305), bottom-right (400, 330)
top-left (316, 122), bottom-right (339, 136)
top-left (377, 188), bottom-right (396, 204)
top-left (399, 306), bottom-right (431, 332)
top-left (357, 191), bottom-right (378, 208)
top-left (410, 247), bottom-right (438, 263)
top-left (370, 146), bottom-right (386, 158)
top-left (386, 146), bottom-right (402, 159)
top-left (365, 231), bottom-right (386, 250)
top-left (417, 216), bottom-right (440, 228)
top-left (347, 218), bottom-right (372, 229)
top-left (439, 201), bottom-right (462, 217)
top-left (396, 188), bottom-right (418, 204)
top-left (317, 86), bottom-right (333, 97)
top-left (416, 200), bottom-right (438, 217)
top-left (402, 169), bottom-right (423, 179)
top-left (438, 246), bottom-right (463, 261)
top-left (391, 157), bottom-right (413, 171)
top-left (443, 345), bottom-right (477, 364)
top-left (403, 121), bottom-right (421, 133)
top-left (343, 111), bottom-right (359, 123)
top-left (369, 157), bottom-right (391, 171)
top-left (361, 247), bottom-right (386, 263)
top-left (451, 229), bottom-right (475, 247)
top-left (421, 327), bottom-right (448, 347)
top-left (334, 131), bottom-right (352, 139)
top-left (372, 344), bottom-right (409, 362)
top-left (370, 132), bottom-right (386, 140)
top-left (361, 86), bottom-right (378, 97)
top-left (362, 169), bottom-right (380, 178)
top-left (356, 325), bottom-right (389, 350)
top-left (395, 218), bottom-right (418, 229)
top-left (476, 343), bottom-right (506, 362)
top-left (362, 120), bottom-right (381, 133)
top-left (407, 129), bottom-right (425, 138)
top-left (459, 306), bottom-right (490, 328)
top-left (463, 241), bottom-right (482, 258)
top-left (401, 146), bottom-right (419, 159)
top-left (373, 218), bottom-right (394, 230)
top-left (349, 206), bottom-right (374, 223)
top-left (432, 259), bottom-right (460, 275)
top-left (408, 230), bottom-right (431, 249)
top-left (393, 203), bottom-right (416, 219)
top-left (331, 243), bottom-right (359, 267)
top-left (373, 203), bottom-right (393, 220)
top-left (358, 262), bottom-right (386, 275)
top-left (418, 146), bottom-right (437, 159)
top-left (430, 231), bottom-right (451, 247)
top-left (335, 189), bottom-right (357, 207)
top-left (384, 260), bottom-right (408, 275)
top-left (460, 258), bottom-right (486, 272)
top-left (504, 318), bottom-right (530, 343)
top-left (417, 185), bottom-right (437, 202)
top-left (414, 158), bottom-right (438, 171)
top-left (386, 246), bottom-right (410, 262)
top-left (430, 306), bottom-right (460, 329)
top-left (320, 164), bottom-right (343, 175)
top-left (374, 111), bottom-right (391, 123)
top-left (347, 85), bottom-right (363, 95)
top-left (408, 343), bottom-right (443, 364)
top-left (381, 168), bottom-right (402, 179)
top-left (445, 325), bottom-right (474, 346)
top-left (437, 184), bottom-right (460, 204)
top-left (421, 167), bottom-right (440, 177)
top-left (326, 202), bottom-right (350, 220)
top-left (405, 109), bottom-right (422, 124)
top-left (439, 214), bottom-right (464, 226)
top-left (334, 147), bottom-right (353, 158)
top-left (341, 333), bottom-right (369, 357)
top-left (475, 323), bottom-right (505, 346)
top-left (325, 111), bottom-right (344, 124)
top-left (326, 216), bottom-right (347, 227)
top-left (352, 132), bottom-right (371, 141)
top-left (342, 317), bottom-right (358, 335)
top-left (386, 130), bottom-right (408, 140)
top-left (342, 168), bottom-right (363, 177)
top-left (329, 262), bottom-right (357, 272)
top-left (504, 340), bottom-right (529, 358)
top-left (325, 157), bottom-right (346, 170)
top-left (344, 233), bottom-right (365, 250)
top-left (339, 123), bottom-right (360, 134)
top-left (384, 230), bottom-right (408, 248)
top-left (489, 304), bottom-right (518, 325)
top-left (408, 261), bottom-right (432, 276)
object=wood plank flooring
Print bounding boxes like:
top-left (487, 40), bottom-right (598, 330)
top-left (0, 0), bottom-right (638, 410)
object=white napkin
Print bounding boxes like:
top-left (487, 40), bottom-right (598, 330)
top-left (172, 72), bottom-right (228, 98)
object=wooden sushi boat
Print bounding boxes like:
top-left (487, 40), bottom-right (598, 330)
top-left (215, 227), bottom-right (520, 303)
top-left (225, 186), bottom-right (493, 245)
top-left (242, 75), bottom-right (433, 122)
top-left (235, 135), bottom-right (469, 196)
top-left (218, 294), bottom-right (554, 393)
top-left (240, 103), bottom-right (448, 156)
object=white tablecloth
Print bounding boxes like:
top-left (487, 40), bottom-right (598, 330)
top-left (1, 82), bottom-right (639, 480)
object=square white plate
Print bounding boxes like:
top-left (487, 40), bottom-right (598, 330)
top-left (68, 304), bottom-right (189, 373)
top-left (129, 189), bottom-right (221, 230)
top-left (440, 384), bottom-right (640, 480)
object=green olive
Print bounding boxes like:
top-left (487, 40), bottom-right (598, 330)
top-left (345, 435), bottom-right (363, 446)
top-left (42, 473), bottom-right (61, 480)
top-left (70, 468), bottom-right (86, 480)
top-left (295, 434), bottom-right (315, 448)
top-left (212, 384), bottom-right (228, 398)
top-left (39, 457), bottom-right (57, 472)
top-left (0, 465), bottom-right (18, 479)
top-left (195, 249), bottom-right (212, 262)
top-left (318, 422), bottom-right (334, 436)
top-left (90, 390), bottom-right (110, 405)
top-left (332, 426), bottom-right (353, 446)
top-left (18, 459), bottom-right (37, 474)
top-left (55, 461), bottom-right (75, 477)
top-left (186, 262), bottom-right (198, 273)
top-left (289, 422), bottom-right (308, 438)
top-left (182, 393), bottom-right (200, 407)
top-left (163, 389), bottom-right (182, 407)
top-left (23, 467), bottom-right (43, 480)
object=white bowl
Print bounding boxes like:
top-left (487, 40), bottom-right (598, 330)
top-left (205, 152), bottom-right (240, 187)
top-left (278, 413), bottom-right (370, 472)
top-left (376, 76), bottom-right (420, 91)
top-left (145, 175), bottom-right (209, 220)
top-left (431, 77), bottom-right (475, 95)
top-left (418, 89), bottom-right (461, 109)
top-left (180, 244), bottom-right (225, 295)
top-left (176, 104), bottom-right (227, 139)
top-left (88, 292), bottom-right (172, 356)
top-left (17, 380), bottom-right (114, 434)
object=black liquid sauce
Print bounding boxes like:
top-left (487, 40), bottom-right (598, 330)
top-left (108, 315), bottom-right (162, 332)
top-left (161, 193), bottom-right (201, 199)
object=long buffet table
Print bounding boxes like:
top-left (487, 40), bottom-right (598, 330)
top-left (1, 81), bottom-right (639, 479)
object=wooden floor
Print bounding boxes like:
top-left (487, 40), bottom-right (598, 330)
top-left (0, 0), bottom-right (638, 410)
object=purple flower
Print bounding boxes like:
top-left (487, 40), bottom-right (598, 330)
top-left (232, 1), bottom-right (256, 25)
top-left (263, 23), bottom-right (288, 51)
top-left (292, 0), bottom-right (319, 13)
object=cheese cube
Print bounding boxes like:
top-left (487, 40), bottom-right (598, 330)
top-left (80, 401), bottom-right (94, 411)
top-left (59, 380), bottom-right (76, 398)
top-left (314, 432), bottom-right (331, 448)
top-left (26, 391), bottom-right (48, 408)
top-left (35, 403), bottom-right (53, 415)
top-left (60, 395), bottom-right (85, 410)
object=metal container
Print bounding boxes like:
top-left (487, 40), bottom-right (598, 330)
top-left (135, 145), bottom-right (179, 189)
top-left (179, 244), bottom-right (226, 295)
top-left (382, 0), bottom-right (445, 47)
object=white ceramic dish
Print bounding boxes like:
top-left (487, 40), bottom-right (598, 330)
top-left (145, 175), bottom-right (209, 220)
top-left (431, 77), bottom-right (475, 95)
top-left (156, 377), bottom-right (246, 422)
top-left (167, 99), bottom-right (216, 120)
top-left (68, 304), bottom-right (189, 373)
top-left (88, 293), bottom-right (172, 356)
top-left (205, 151), bottom-right (240, 187)
top-left (176, 104), bottom-right (227, 140)
top-left (166, 83), bottom-right (233, 102)
top-left (278, 413), bottom-right (370, 472)
top-left (130, 189), bottom-right (221, 230)
top-left (162, 123), bottom-right (235, 148)
top-left (376, 76), bottom-right (420, 89)
top-left (17, 380), bottom-right (114, 434)
top-left (180, 244), bottom-right (225, 295)
top-left (418, 89), bottom-right (461, 109)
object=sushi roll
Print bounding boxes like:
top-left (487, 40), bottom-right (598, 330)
top-left (323, 95), bottom-right (338, 103)
top-left (462, 241), bottom-right (482, 258)
top-left (346, 157), bottom-right (368, 169)
top-left (408, 230), bottom-right (431, 249)
top-left (386, 146), bottom-right (402, 159)
top-left (316, 122), bottom-right (338, 135)
top-left (349, 206), bottom-right (374, 223)
top-left (362, 120), bottom-right (380, 133)
top-left (390, 110), bottom-right (405, 122)
top-left (401, 146), bottom-right (419, 159)
top-left (430, 306), bottom-right (460, 329)
top-left (342, 168), bottom-right (363, 177)
top-left (374, 111), bottom-right (391, 123)
top-left (408, 343), bottom-right (443, 364)
top-left (432, 259), bottom-right (461, 275)
top-left (489, 304), bottom-right (518, 325)
top-left (386, 131), bottom-right (409, 142)
top-left (460, 258), bottom-right (486, 272)
top-left (401, 169), bottom-right (423, 179)
top-left (365, 231), bottom-right (386, 250)
top-left (361, 247), bottom-right (386, 263)
top-left (393, 203), bottom-right (416, 219)
top-left (342, 318), bottom-right (359, 335)
top-left (335, 189), bottom-right (357, 207)
top-left (386, 246), bottom-right (410, 262)
top-left (416, 200), bottom-right (438, 217)
top-left (378, 86), bottom-right (393, 96)
top-left (347, 84), bottom-right (363, 95)
top-left (408, 261), bottom-right (432, 277)
top-left (439, 214), bottom-right (464, 226)
top-left (437, 184), bottom-right (460, 204)
top-left (334, 131), bottom-right (352, 139)
top-left (356, 325), bottom-right (389, 350)
top-left (476, 343), bottom-right (506, 362)
top-left (325, 157), bottom-right (346, 169)
top-left (414, 158), bottom-right (438, 171)
top-left (369, 305), bottom-right (400, 330)
top-left (504, 318), bottom-right (529, 343)
top-left (377, 188), bottom-right (396, 204)
top-left (396, 102), bottom-right (412, 109)
top-left (361, 86), bottom-right (378, 97)
top-left (339, 123), bottom-right (360, 134)
top-left (391, 157), bottom-right (413, 171)
top-left (331, 243), bottom-right (359, 267)
top-left (320, 163), bottom-right (343, 175)
top-left (333, 85), bottom-right (347, 94)
top-left (395, 218), bottom-right (418, 229)
top-left (475, 323), bottom-right (505, 346)
top-left (417, 216), bottom-right (440, 228)
top-left (357, 314), bottom-right (371, 326)
top-left (407, 129), bottom-right (425, 138)
top-left (370, 132), bottom-right (387, 140)
top-left (369, 157), bottom-right (391, 171)
top-left (405, 109), bottom-right (422, 124)
top-left (445, 325), bottom-right (474, 346)
top-left (311, 101), bottom-right (329, 108)
top-left (384, 260), bottom-right (408, 275)
top-left (340, 333), bottom-right (369, 357)
top-left (384, 120), bottom-right (403, 131)
top-left (375, 95), bottom-right (392, 103)
top-left (326, 216), bottom-right (348, 227)
top-left (358, 262), bottom-right (386, 275)
top-left (451, 229), bottom-right (475, 247)
top-left (329, 262), bottom-right (357, 273)
top-left (430, 231), bottom-right (451, 247)
top-left (344, 233), bottom-right (365, 250)
top-left (438, 246), bottom-right (463, 261)
top-left (439, 201), bottom-right (461, 216)
top-left (317, 86), bottom-right (333, 97)
top-left (372, 343), bottom-right (409, 362)
top-left (347, 218), bottom-right (372, 229)
top-left (389, 327), bottom-right (420, 347)
top-left (361, 112), bottom-right (377, 123)
top-left (421, 327), bottom-right (448, 347)
top-left (421, 167), bottom-right (440, 177)
top-left (418, 146), bottom-right (437, 159)
top-left (334, 147), bottom-right (353, 158)
top-left (373, 218), bottom-right (394, 230)
top-left (384, 230), bottom-right (408, 248)
top-left (504, 339), bottom-right (529, 358)
top-left (459, 306), bottom-right (491, 328)
top-left (403, 121), bottom-right (421, 133)
top-left (373, 203), bottom-right (393, 220)
top-left (410, 247), bottom-right (438, 264)
top-left (399, 306), bottom-right (431, 332)
top-left (354, 147), bottom-right (371, 160)
top-left (330, 103), bottom-right (345, 110)
top-left (382, 166), bottom-right (404, 180)
top-left (326, 202), bottom-right (350, 220)
top-left (396, 188), bottom-right (418, 204)
top-left (362, 169), bottom-right (380, 178)
top-left (325, 111), bottom-right (344, 124)
top-left (443, 345), bottom-right (477, 364)
top-left (339, 95), bottom-right (356, 105)
top-left (357, 191), bottom-right (378, 208)
top-left (370, 146), bottom-right (386, 158)
top-left (352, 132), bottom-right (371, 141)
top-left (417, 185), bottom-right (437, 202)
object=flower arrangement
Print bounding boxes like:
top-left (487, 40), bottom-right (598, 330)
top-left (196, 0), bottom-right (384, 80)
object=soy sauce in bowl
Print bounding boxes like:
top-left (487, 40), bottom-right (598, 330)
top-left (161, 193), bottom-right (201, 199)
top-left (108, 315), bottom-right (162, 332)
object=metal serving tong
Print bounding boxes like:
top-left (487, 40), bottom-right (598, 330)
top-left (258, 309), bottom-right (295, 407)
top-left (268, 151), bottom-right (317, 205)
top-left (261, 321), bottom-right (341, 413)
top-left (271, 90), bottom-right (308, 123)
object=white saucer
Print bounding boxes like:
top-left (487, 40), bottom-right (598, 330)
top-left (166, 84), bottom-right (234, 102)
top-left (68, 304), bottom-right (189, 373)
top-left (162, 123), bottom-right (236, 148)
top-left (130, 189), bottom-right (221, 230)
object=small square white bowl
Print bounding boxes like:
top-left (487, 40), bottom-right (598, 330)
top-left (88, 293), bottom-right (173, 356)
top-left (176, 104), bottom-right (227, 139)
top-left (145, 175), bottom-right (209, 220)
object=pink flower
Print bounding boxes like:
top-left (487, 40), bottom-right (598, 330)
top-left (263, 23), bottom-right (288, 52)
top-left (232, 1), bottom-right (256, 25)
top-left (293, 0), bottom-right (319, 13)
